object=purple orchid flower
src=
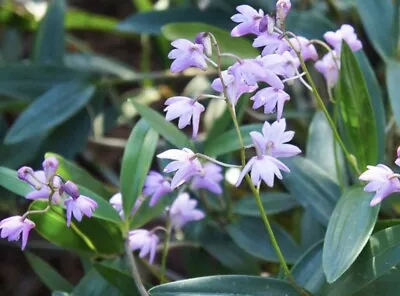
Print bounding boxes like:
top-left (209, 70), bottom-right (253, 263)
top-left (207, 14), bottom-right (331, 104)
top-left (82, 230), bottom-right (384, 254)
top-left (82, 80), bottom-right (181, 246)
top-left (109, 192), bottom-right (142, 219)
top-left (0, 216), bottom-right (35, 250)
top-left (169, 193), bottom-right (205, 230)
top-left (191, 163), bottom-right (223, 194)
top-left (168, 39), bottom-right (207, 73)
top-left (315, 51), bottom-right (340, 88)
top-left (164, 96), bottom-right (205, 138)
top-left (128, 229), bottom-right (159, 264)
top-left (143, 171), bottom-right (172, 206)
top-left (324, 24), bottom-right (362, 52)
top-left (231, 5), bottom-right (264, 37)
top-left (250, 87), bottom-right (290, 120)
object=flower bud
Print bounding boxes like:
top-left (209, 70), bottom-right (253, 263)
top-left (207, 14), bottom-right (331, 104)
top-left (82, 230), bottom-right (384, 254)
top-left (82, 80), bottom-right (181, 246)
top-left (195, 32), bottom-right (212, 57)
top-left (17, 166), bottom-right (42, 190)
top-left (62, 181), bottom-right (80, 199)
top-left (42, 157), bottom-right (59, 182)
top-left (276, 0), bottom-right (291, 28)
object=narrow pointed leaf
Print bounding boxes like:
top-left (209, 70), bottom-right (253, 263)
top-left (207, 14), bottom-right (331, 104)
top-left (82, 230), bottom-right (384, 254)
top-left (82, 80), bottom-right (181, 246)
top-left (33, 0), bottom-right (65, 64)
top-left (0, 167), bottom-right (32, 197)
top-left (121, 119), bottom-right (159, 218)
top-left (336, 42), bottom-right (378, 170)
top-left (5, 80), bottom-right (96, 144)
top-left (94, 263), bottom-right (139, 295)
top-left (323, 187), bottom-right (379, 283)
top-left (25, 252), bottom-right (73, 292)
top-left (386, 60), bottom-right (400, 128)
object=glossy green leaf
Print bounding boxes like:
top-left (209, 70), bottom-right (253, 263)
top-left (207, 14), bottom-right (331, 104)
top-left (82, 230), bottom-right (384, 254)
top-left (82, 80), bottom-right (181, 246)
top-left (233, 193), bottom-right (298, 217)
top-left (29, 201), bottom-right (94, 254)
top-left (336, 42), bottom-right (378, 170)
top-left (386, 60), bottom-right (400, 128)
top-left (282, 156), bottom-right (341, 226)
top-left (94, 263), bottom-right (139, 295)
top-left (227, 217), bottom-right (301, 264)
top-left (200, 224), bottom-right (260, 274)
top-left (291, 241), bottom-right (326, 295)
top-left (131, 101), bottom-right (193, 149)
top-left (65, 9), bottom-right (118, 32)
top-left (33, 0), bottom-right (65, 64)
top-left (0, 65), bottom-right (88, 100)
top-left (121, 119), bottom-right (158, 218)
top-left (325, 225), bottom-right (400, 295)
top-left (149, 275), bottom-right (298, 295)
top-left (306, 111), bottom-right (346, 184)
top-left (46, 153), bottom-right (110, 199)
top-left (78, 186), bottom-right (121, 224)
top-left (162, 22), bottom-right (258, 64)
top-left (118, 8), bottom-right (232, 35)
top-left (323, 187), bottom-right (379, 283)
top-left (355, 0), bottom-right (395, 59)
top-left (204, 124), bottom-right (263, 157)
top-left (25, 252), bottom-right (73, 292)
top-left (5, 80), bottom-right (96, 144)
top-left (0, 167), bottom-right (32, 197)
top-left (300, 211), bottom-right (325, 250)
top-left (355, 51), bottom-right (385, 161)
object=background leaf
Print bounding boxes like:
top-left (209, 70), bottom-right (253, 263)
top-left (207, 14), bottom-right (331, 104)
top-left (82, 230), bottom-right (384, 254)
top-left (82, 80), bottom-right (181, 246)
top-left (120, 119), bottom-right (158, 217)
top-left (33, 0), bottom-right (65, 64)
top-left (323, 187), bottom-right (379, 283)
top-left (227, 217), bottom-right (301, 264)
top-left (5, 80), bottom-right (95, 144)
top-left (149, 275), bottom-right (298, 295)
top-left (0, 167), bottom-right (32, 197)
top-left (25, 252), bottom-right (73, 293)
top-left (386, 60), bottom-right (400, 128)
top-left (336, 42), bottom-right (378, 171)
top-left (282, 157), bottom-right (341, 226)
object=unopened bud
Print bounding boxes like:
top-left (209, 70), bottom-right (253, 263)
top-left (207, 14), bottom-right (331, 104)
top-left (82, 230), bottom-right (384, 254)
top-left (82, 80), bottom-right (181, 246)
top-left (276, 0), bottom-right (291, 28)
top-left (17, 166), bottom-right (42, 190)
top-left (62, 181), bottom-right (80, 199)
top-left (42, 157), bottom-right (59, 182)
top-left (195, 32), bottom-right (212, 57)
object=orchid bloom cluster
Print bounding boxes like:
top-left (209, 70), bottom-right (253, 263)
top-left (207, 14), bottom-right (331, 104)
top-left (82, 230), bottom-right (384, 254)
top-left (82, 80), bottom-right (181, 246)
top-left (0, 157), bottom-right (98, 250)
top-left (159, 1), bottom-right (364, 192)
top-left (359, 147), bottom-right (400, 206)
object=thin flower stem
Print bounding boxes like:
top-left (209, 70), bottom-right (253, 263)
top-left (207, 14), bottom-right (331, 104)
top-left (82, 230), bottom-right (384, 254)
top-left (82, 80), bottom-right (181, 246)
top-left (160, 219), bottom-right (172, 284)
top-left (22, 206), bottom-right (51, 220)
top-left (285, 36), bottom-right (361, 175)
top-left (208, 32), bottom-right (296, 284)
top-left (124, 239), bottom-right (149, 296)
top-left (195, 153), bottom-right (241, 168)
top-left (194, 94), bottom-right (225, 102)
top-left (205, 56), bottom-right (218, 68)
top-left (220, 52), bottom-right (242, 61)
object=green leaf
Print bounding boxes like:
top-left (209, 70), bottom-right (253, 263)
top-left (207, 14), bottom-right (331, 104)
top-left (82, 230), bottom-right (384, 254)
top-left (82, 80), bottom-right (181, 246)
top-left (282, 156), bottom-right (341, 226)
top-left (0, 65), bottom-right (88, 100)
top-left (121, 119), bottom-right (158, 217)
top-left (64, 53), bottom-right (137, 79)
top-left (306, 111), bottom-right (346, 185)
top-left (227, 217), bottom-right (301, 264)
top-left (300, 210), bottom-right (325, 250)
top-left (200, 224), bottom-right (260, 274)
top-left (323, 187), bottom-right (379, 283)
top-left (29, 201), bottom-right (94, 254)
top-left (78, 186), bottom-right (121, 224)
top-left (291, 241), bottom-right (326, 295)
top-left (386, 60), bottom-right (400, 128)
top-left (73, 268), bottom-right (122, 295)
top-left (33, 0), bottom-right (65, 64)
top-left (25, 252), bottom-right (73, 292)
top-left (233, 193), bottom-right (298, 217)
top-left (355, 0), bottom-right (395, 59)
top-left (5, 80), bottom-right (96, 144)
top-left (131, 101), bottom-right (193, 149)
top-left (0, 167), bottom-right (32, 197)
top-left (355, 51), bottom-right (385, 161)
top-left (46, 153), bottom-right (110, 199)
top-left (336, 42), bottom-right (378, 170)
top-left (325, 224), bottom-right (400, 295)
top-left (118, 8), bottom-right (232, 35)
top-left (94, 263), bottom-right (139, 295)
top-left (286, 10), bottom-right (335, 39)
top-left (65, 9), bottom-right (118, 32)
top-left (162, 22), bottom-right (259, 65)
top-left (204, 124), bottom-right (263, 157)
top-left (149, 275), bottom-right (299, 295)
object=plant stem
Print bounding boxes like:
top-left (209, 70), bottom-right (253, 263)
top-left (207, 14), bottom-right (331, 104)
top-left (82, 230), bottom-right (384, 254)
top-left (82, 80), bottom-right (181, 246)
top-left (124, 239), bottom-right (149, 296)
top-left (160, 220), bottom-right (172, 284)
top-left (195, 153), bottom-right (241, 168)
